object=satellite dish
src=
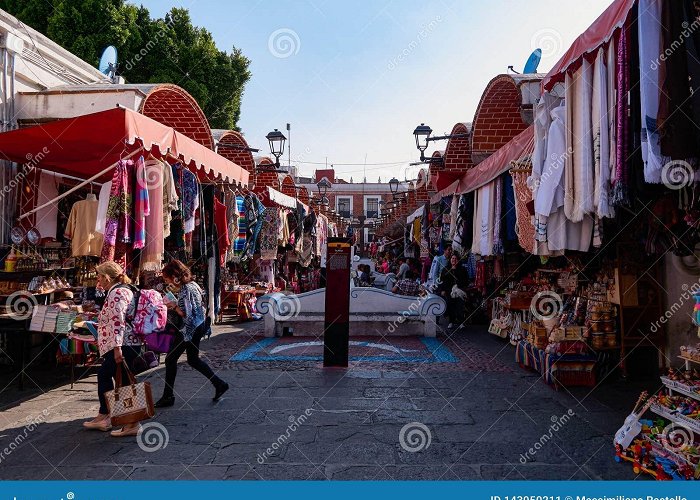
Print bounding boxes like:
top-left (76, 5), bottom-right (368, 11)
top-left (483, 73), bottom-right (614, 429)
top-left (523, 48), bottom-right (542, 74)
top-left (98, 46), bottom-right (118, 81)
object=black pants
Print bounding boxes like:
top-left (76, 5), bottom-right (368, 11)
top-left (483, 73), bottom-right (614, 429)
top-left (446, 296), bottom-right (466, 325)
top-left (163, 323), bottom-right (222, 398)
top-left (98, 346), bottom-right (140, 414)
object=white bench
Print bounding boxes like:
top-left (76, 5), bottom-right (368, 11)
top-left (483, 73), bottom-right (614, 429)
top-left (257, 287), bottom-right (446, 338)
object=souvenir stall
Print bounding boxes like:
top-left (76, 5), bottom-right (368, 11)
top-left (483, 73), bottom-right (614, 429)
top-left (217, 186), bottom-right (336, 321)
top-left (0, 107), bottom-right (250, 384)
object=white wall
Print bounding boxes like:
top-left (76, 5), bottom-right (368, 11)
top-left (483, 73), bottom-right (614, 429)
top-left (662, 253), bottom-right (700, 368)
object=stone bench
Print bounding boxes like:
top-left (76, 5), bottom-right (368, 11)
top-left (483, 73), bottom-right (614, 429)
top-left (257, 287), bottom-right (446, 338)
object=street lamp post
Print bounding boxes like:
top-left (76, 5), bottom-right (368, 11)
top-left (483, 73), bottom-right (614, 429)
top-left (266, 128), bottom-right (287, 171)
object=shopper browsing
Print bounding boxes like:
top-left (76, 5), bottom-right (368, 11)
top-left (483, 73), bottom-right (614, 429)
top-left (155, 260), bottom-right (228, 408)
top-left (83, 261), bottom-right (141, 437)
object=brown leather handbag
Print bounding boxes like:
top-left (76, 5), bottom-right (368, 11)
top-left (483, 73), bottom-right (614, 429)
top-left (105, 361), bottom-right (155, 426)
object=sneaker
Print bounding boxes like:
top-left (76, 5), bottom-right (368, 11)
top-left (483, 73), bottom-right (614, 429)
top-left (213, 382), bottom-right (229, 401)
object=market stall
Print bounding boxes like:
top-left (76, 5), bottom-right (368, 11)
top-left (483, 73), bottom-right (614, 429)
top-left (0, 106), bottom-right (251, 381)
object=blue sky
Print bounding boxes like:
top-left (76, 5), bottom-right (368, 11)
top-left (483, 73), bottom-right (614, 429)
top-left (138, 0), bottom-right (612, 182)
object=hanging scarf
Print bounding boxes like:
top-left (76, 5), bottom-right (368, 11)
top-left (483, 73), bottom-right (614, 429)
top-left (638, 0), bottom-right (665, 183)
top-left (612, 23), bottom-right (631, 206)
top-left (169, 164), bottom-right (186, 249)
top-left (493, 176), bottom-right (503, 255)
top-left (592, 48), bottom-right (614, 219)
top-left (233, 195), bottom-right (247, 260)
top-left (259, 208), bottom-right (280, 260)
top-left (101, 159), bottom-right (132, 268)
top-left (133, 156), bottom-right (150, 250)
top-left (141, 160), bottom-right (165, 271)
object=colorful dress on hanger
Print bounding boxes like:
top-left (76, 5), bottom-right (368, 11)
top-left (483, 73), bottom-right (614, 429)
top-left (233, 195), bottom-right (247, 260)
top-left (133, 156), bottom-right (150, 250)
top-left (101, 159), bottom-right (133, 268)
top-left (259, 208), bottom-right (280, 260)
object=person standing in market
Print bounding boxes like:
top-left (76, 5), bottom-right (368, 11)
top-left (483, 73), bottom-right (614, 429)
top-left (438, 252), bottom-right (469, 330)
top-left (431, 245), bottom-right (453, 283)
top-left (83, 261), bottom-right (141, 437)
top-left (155, 260), bottom-right (228, 408)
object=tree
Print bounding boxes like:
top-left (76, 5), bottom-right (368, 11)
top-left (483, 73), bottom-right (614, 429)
top-left (0, 0), bottom-right (250, 130)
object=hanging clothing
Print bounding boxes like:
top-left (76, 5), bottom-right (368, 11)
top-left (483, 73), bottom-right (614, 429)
top-left (133, 156), bottom-right (150, 250)
top-left (478, 182), bottom-right (495, 256)
top-left (141, 160), bottom-right (166, 271)
top-left (612, 23), bottom-right (631, 206)
top-left (298, 234), bottom-right (314, 267)
top-left (492, 176), bottom-right (503, 255)
top-left (504, 172), bottom-right (517, 242)
top-left (638, 0), bottom-right (665, 183)
top-left (162, 161), bottom-right (178, 239)
top-left (565, 60), bottom-right (595, 223)
top-left (451, 194), bottom-right (464, 255)
top-left (233, 195), bottom-right (246, 260)
top-left (529, 92), bottom-right (562, 201)
top-left (101, 159), bottom-right (133, 267)
top-left (94, 180), bottom-right (112, 234)
top-left (658, 0), bottom-right (700, 160)
top-left (65, 198), bottom-right (104, 257)
top-left (259, 207), bottom-right (280, 260)
top-left (169, 164), bottom-right (186, 249)
top-left (592, 48), bottom-right (614, 219)
top-left (448, 195), bottom-right (459, 241)
top-left (181, 169), bottom-right (199, 234)
top-left (607, 37), bottom-right (618, 198)
top-left (214, 198), bottom-right (231, 266)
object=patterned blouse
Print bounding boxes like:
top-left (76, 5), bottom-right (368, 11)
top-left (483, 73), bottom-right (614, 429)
top-left (178, 281), bottom-right (206, 341)
top-left (97, 285), bottom-right (141, 356)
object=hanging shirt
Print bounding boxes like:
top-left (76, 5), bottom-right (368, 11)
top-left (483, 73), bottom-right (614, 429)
top-left (214, 198), bottom-right (230, 265)
top-left (94, 180), bottom-right (112, 234)
top-left (65, 199), bottom-right (104, 257)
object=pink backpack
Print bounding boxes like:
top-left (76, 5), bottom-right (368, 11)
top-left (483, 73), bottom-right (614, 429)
top-left (120, 285), bottom-right (168, 335)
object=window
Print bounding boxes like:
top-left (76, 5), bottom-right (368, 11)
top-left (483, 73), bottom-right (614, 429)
top-left (337, 197), bottom-right (351, 218)
top-left (366, 198), bottom-right (379, 218)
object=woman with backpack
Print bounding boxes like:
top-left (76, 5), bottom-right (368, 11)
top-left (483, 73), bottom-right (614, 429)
top-left (83, 261), bottom-right (141, 437)
top-left (155, 260), bottom-right (228, 408)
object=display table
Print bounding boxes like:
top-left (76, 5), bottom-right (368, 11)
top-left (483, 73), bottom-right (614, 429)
top-left (515, 340), bottom-right (597, 389)
top-left (219, 286), bottom-right (257, 322)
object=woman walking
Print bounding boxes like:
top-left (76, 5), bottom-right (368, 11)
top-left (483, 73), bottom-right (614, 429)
top-left (438, 253), bottom-right (469, 330)
top-left (83, 261), bottom-right (141, 437)
top-left (155, 260), bottom-right (228, 408)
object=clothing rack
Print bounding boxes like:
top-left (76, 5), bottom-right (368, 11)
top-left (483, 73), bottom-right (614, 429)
top-left (18, 148), bottom-right (142, 221)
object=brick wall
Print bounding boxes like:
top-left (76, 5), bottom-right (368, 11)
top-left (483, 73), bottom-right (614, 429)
top-left (471, 75), bottom-right (528, 164)
top-left (139, 84), bottom-right (214, 150)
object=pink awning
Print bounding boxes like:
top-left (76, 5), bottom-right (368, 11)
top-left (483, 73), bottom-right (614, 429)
top-left (0, 107), bottom-right (249, 186)
top-left (455, 126), bottom-right (534, 195)
top-left (542, 0), bottom-right (636, 91)
top-left (430, 179), bottom-right (460, 204)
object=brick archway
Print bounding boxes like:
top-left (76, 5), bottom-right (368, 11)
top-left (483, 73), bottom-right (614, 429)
top-left (280, 175), bottom-right (296, 198)
top-left (214, 130), bottom-right (255, 186)
top-left (443, 123), bottom-right (473, 172)
top-left (471, 75), bottom-right (528, 164)
top-left (253, 157), bottom-right (280, 195)
top-left (298, 187), bottom-right (311, 206)
top-left (139, 84), bottom-right (214, 150)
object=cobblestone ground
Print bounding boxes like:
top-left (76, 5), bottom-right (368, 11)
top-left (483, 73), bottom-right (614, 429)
top-left (0, 321), bottom-right (655, 480)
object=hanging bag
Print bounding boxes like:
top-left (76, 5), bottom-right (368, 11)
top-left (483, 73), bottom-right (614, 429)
top-left (104, 361), bottom-right (155, 426)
